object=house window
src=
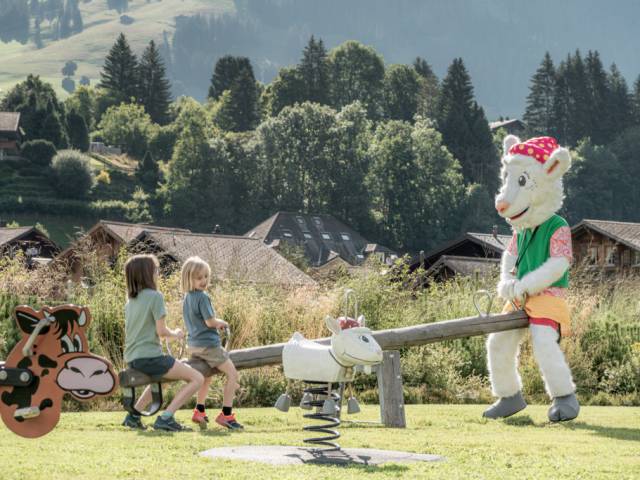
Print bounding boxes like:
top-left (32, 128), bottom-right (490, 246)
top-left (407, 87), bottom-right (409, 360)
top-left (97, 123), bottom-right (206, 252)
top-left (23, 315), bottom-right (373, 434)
top-left (356, 254), bottom-right (365, 260)
top-left (605, 246), bottom-right (617, 266)
top-left (303, 232), bottom-right (312, 239)
top-left (634, 251), bottom-right (640, 266)
top-left (587, 247), bottom-right (598, 265)
top-left (296, 216), bottom-right (309, 232)
top-left (340, 233), bottom-right (351, 241)
top-left (281, 229), bottom-right (293, 239)
top-left (313, 216), bottom-right (323, 228)
top-left (321, 232), bottom-right (331, 240)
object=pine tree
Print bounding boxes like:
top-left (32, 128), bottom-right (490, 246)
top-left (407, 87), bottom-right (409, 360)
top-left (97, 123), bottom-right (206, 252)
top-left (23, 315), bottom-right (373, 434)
top-left (632, 75), bottom-right (640, 126)
top-left (565, 50), bottom-right (591, 145)
top-left (606, 63), bottom-right (632, 138)
top-left (436, 58), bottom-right (497, 187)
top-left (208, 55), bottom-right (253, 100)
top-left (413, 56), bottom-right (439, 120)
top-left (585, 50), bottom-right (609, 144)
top-left (413, 57), bottom-right (436, 81)
top-left (551, 58), bottom-right (571, 144)
top-left (138, 40), bottom-right (172, 125)
top-left (299, 35), bottom-right (330, 105)
top-left (523, 52), bottom-right (556, 136)
top-left (66, 110), bottom-right (89, 151)
top-left (213, 65), bottom-right (259, 132)
top-left (136, 150), bottom-right (161, 193)
top-left (99, 33), bottom-right (138, 103)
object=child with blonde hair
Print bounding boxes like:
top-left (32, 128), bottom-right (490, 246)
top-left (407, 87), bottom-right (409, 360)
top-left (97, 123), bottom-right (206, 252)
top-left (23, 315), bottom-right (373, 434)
top-left (181, 256), bottom-right (243, 430)
top-left (122, 254), bottom-right (204, 431)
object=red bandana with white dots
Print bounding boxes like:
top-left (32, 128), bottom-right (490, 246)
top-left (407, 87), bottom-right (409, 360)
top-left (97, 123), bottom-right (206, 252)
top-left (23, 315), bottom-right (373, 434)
top-left (508, 136), bottom-right (558, 164)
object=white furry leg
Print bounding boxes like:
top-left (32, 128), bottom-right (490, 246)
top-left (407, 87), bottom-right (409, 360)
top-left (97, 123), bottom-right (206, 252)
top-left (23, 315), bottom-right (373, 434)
top-left (530, 324), bottom-right (575, 398)
top-left (486, 328), bottom-right (527, 398)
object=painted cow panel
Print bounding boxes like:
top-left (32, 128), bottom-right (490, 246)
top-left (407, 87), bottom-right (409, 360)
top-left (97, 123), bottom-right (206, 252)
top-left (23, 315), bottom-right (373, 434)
top-left (0, 305), bottom-right (117, 438)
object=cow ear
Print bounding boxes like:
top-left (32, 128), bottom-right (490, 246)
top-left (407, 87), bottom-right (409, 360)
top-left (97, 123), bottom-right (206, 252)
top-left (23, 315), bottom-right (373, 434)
top-left (544, 147), bottom-right (571, 180)
top-left (15, 308), bottom-right (41, 334)
top-left (325, 315), bottom-right (341, 335)
top-left (503, 135), bottom-right (520, 157)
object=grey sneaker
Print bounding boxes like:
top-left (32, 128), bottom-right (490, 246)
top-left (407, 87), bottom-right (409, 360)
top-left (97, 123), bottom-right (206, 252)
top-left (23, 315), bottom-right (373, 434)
top-left (483, 391), bottom-right (527, 419)
top-left (122, 413), bottom-right (146, 430)
top-left (153, 414), bottom-right (192, 432)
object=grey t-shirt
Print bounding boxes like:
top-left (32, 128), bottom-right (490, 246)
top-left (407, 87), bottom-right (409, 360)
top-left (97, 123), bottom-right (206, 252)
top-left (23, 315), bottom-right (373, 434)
top-left (183, 290), bottom-right (220, 348)
top-left (124, 289), bottom-right (167, 363)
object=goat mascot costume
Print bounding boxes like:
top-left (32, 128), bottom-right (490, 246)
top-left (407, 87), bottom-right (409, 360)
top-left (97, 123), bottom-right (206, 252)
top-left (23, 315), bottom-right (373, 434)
top-left (484, 135), bottom-right (579, 422)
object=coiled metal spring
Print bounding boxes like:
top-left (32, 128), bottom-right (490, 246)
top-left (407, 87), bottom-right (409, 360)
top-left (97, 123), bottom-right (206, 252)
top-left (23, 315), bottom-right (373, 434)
top-left (302, 382), bottom-right (341, 451)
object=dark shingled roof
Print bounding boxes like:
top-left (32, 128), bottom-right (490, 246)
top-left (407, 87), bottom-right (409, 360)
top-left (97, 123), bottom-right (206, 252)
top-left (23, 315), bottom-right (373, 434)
top-left (245, 212), bottom-right (392, 266)
top-left (138, 231), bottom-right (316, 287)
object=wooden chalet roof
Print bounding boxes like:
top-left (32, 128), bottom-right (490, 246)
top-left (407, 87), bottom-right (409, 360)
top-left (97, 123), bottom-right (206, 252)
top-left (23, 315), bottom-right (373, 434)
top-left (0, 112), bottom-right (20, 133)
top-left (0, 227), bottom-right (33, 247)
top-left (423, 232), bottom-right (511, 266)
top-left (98, 220), bottom-right (191, 243)
top-left (572, 219), bottom-right (640, 251)
top-left (0, 226), bottom-right (59, 257)
top-left (137, 231), bottom-right (316, 287)
top-left (489, 118), bottom-right (525, 131)
top-left (425, 255), bottom-right (500, 278)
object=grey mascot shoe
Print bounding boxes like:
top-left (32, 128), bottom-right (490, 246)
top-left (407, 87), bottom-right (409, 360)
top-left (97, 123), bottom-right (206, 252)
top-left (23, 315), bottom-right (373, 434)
top-left (483, 391), bottom-right (527, 419)
top-left (548, 393), bottom-right (580, 422)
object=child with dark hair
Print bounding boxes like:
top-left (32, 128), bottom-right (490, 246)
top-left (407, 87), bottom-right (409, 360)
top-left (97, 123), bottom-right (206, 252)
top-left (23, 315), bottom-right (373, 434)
top-left (122, 254), bottom-right (204, 431)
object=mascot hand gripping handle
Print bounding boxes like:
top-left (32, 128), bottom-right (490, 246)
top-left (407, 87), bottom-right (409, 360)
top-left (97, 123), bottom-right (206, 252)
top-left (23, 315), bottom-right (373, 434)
top-left (484, 135), bottom-right (579, 422)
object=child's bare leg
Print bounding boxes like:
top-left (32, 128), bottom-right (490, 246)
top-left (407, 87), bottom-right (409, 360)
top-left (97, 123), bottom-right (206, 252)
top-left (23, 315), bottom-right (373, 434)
top-left (134, 385), bottom-right (153, 411)
top-left (197, 376), bottom-right (213, 405)
top-left (162, 361), bottom-right (204, 414)
top-left (216, 360), bottom-right (239, 408)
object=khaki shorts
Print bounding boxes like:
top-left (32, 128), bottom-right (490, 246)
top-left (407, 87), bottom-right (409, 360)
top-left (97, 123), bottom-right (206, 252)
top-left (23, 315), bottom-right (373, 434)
top-left (188, 346), bottom-right (229, 369)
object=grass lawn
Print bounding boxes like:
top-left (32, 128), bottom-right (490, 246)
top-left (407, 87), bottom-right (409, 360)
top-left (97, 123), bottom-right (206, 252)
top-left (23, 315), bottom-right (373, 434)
top-left (0, 405), bottom-right (637, 479)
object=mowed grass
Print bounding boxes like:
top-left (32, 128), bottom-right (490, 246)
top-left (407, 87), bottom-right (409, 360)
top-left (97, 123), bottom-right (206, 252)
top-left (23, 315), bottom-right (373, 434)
top-left (0, 0), bottom-right (234, 97)
top-left (0, 405), bottom-right (637, 479)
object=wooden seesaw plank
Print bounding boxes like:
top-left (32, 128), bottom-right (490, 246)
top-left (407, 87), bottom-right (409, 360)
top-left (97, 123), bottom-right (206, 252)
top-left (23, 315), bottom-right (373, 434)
top-left (228, 310), bottom-right (529, 370)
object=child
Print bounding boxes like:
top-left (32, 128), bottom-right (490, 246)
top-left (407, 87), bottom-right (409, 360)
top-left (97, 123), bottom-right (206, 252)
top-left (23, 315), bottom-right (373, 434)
top-left (122, 254), bottom-right (204, 432)
top-left (181, 256), bottom-right (243, 430)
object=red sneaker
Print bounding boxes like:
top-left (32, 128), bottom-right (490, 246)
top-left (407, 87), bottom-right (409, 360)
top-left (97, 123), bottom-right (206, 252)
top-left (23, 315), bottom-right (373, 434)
top-left (215, 412), bottom-right (244, 430)
top-left (191, 409), bottom-right (209, 430)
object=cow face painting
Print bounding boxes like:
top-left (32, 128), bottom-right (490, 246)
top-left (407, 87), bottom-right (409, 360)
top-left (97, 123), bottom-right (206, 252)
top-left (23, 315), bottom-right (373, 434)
top-left (0, 305), bottom-right (117, 438)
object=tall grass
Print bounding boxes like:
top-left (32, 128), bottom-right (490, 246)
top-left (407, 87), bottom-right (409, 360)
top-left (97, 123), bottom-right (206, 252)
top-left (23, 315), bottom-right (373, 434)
top-left (0, 250), bottom-right (638, 410)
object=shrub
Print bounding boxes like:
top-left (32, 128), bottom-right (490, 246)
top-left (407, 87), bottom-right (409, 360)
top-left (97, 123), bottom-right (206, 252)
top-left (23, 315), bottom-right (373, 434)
top-left (52, 150), bottom-right (94, 198)
top-left (95, 169), bottom-right (111, 185)
top-left (21, 139), bottom-right (57, 167)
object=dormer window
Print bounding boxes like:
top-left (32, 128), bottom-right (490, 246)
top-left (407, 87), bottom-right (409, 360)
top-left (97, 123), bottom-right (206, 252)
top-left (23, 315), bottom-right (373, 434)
top-left (321, 232), bottom-right (331, 240)
top-left (340, 233), bottom-right (351, 241)
top-left (281, 229), bottom-right (293, 239)
top-left (303, 233), bottom-right (312, 239)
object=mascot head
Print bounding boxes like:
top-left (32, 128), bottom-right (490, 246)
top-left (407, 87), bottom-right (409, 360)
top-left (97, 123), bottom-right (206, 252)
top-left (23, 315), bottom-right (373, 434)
top-left (495, 135), bottom-right (571, 229)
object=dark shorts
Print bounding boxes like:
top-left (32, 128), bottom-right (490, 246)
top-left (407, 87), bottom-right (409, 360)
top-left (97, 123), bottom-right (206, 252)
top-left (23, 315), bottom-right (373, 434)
top-left (129, 355), bottom-right (175, 377)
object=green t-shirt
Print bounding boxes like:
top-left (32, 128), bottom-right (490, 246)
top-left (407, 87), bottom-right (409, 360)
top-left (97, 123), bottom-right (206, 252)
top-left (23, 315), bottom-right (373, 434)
top-left (124, 288), bottom-right (167, 363)
top-left (516, 214), bottom-right (569, 288)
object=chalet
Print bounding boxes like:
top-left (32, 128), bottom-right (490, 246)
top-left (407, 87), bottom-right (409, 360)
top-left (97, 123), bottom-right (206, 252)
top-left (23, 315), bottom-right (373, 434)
top-left (245, 212), bottom-right (397, 268)
top-left (0, 224), bottom-right (59, 265)
top-left (408, 231), bottom-right (510, 284)
top-left (489, 118), bottom-right (526, 136)
top-left (59, 220), bottom-right (315, 287)
top-left (58, 220), bottom-right (192, 281)
top-left (572, 219), bottom-right (640, 273)
top-left (135, 230), bottom-right (316, 287)
top-left (0, 112), bottom-right (23, 160)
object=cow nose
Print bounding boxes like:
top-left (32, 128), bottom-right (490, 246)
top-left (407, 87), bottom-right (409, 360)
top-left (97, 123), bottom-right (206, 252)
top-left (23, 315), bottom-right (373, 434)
top-left (495, 200), bottom-right (510, 213)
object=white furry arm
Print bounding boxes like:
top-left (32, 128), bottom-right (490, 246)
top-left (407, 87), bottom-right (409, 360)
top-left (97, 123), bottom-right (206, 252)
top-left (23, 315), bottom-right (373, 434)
top-left (497, 232), bottom-right (518, 300)
top-left (517, 256), bottom-right (569, 297)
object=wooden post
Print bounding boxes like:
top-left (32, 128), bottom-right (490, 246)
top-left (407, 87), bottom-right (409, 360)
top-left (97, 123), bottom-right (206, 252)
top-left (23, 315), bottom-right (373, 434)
top-left (376, 350), bottom-right (406, 428)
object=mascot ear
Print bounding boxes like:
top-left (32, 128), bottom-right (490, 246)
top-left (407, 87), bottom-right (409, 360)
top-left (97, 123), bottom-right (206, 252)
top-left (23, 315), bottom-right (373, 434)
top-left (544, 147), bottom-right (571, 180)
top-left (502, 135), bottom-right (520, 157)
